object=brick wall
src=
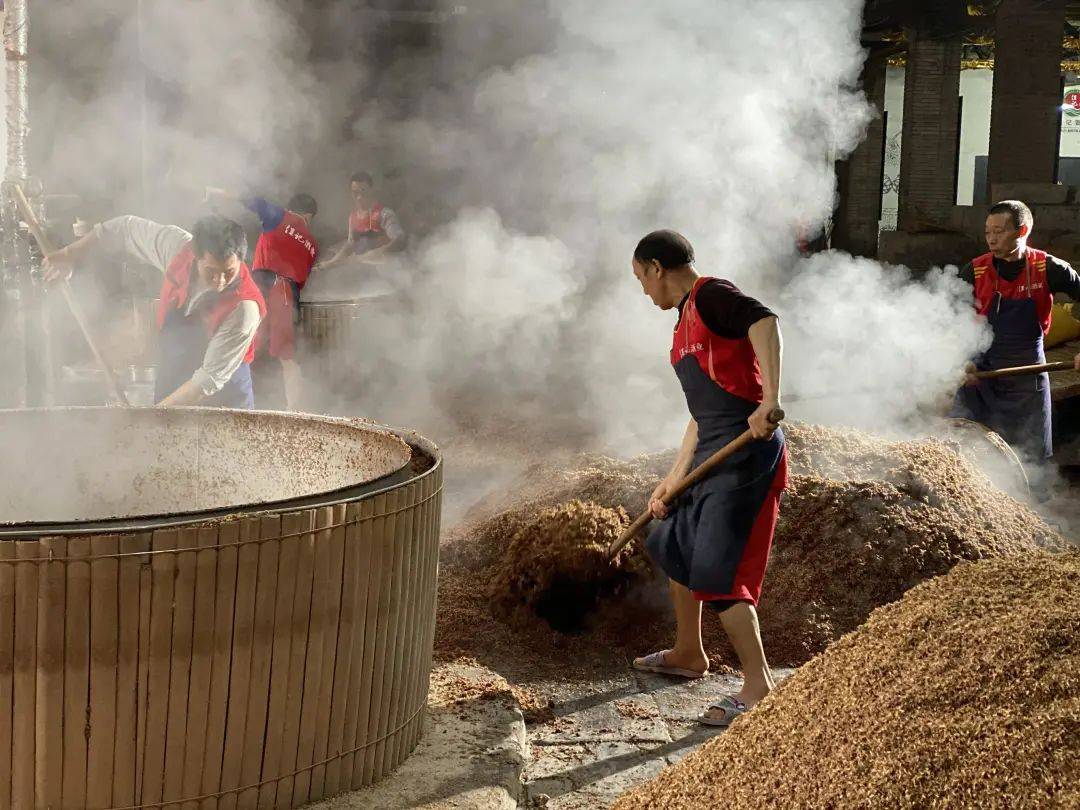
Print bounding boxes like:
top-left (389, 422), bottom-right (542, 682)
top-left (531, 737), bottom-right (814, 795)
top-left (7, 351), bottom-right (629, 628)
top-left (988, 0), bottom-right (1065, 186)
top-left (897, 29), bottom-right (961, 230)
top-left (834, 58), bottom-right (887, 257)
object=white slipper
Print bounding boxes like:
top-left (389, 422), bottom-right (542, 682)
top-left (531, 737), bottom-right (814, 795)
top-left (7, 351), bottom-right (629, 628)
top-left (632, 650), bottom-right (707, 679)
top-left (698, 695), bottom-right (748, 727)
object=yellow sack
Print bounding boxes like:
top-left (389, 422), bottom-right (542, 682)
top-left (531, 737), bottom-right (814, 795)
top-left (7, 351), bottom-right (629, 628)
top-left (1046, 302), bottom-right (1080, 348)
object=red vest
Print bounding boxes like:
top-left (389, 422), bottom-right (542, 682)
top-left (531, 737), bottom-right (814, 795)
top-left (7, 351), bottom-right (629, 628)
top-left (971, 248), bottom-right (1053, 335)
top-left (349, 204), bottom-right (385, 234)
top-left (671, 277), bottom-right (764, 403)
top-left (251, 211), bottom-right (318, 287)
top-left (157, 243), bottom-right (267, 363)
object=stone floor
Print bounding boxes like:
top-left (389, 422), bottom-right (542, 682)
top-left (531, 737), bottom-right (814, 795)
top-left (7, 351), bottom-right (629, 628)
top-left (308, 658), bottom-right (792, 809)
top-left (520, 661), bottom-right (793, 808)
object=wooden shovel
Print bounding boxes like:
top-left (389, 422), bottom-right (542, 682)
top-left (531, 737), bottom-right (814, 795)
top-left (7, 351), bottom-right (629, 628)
top-left (972, 360), bottom-right (1074, 380)
top-left (10, 183), bottom-right (130, 406)
top-left (606, 408), bottom-right (785, 559)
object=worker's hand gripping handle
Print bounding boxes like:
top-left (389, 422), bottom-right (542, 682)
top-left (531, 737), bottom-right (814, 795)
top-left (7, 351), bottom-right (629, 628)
top-left (606, 408), bottom-right (784, 559)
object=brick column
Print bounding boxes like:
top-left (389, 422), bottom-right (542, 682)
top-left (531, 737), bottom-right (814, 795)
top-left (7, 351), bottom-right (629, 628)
top-left (897, 27), bottom-right (961, 230)
top-left (834, 57), bottom-right (887, 257)
top-left (987, 0), bottom-right (1065, 187)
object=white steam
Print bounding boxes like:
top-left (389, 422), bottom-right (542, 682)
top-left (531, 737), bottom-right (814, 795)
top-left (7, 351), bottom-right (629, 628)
top-left (17, 0), bottom-right (993, 459)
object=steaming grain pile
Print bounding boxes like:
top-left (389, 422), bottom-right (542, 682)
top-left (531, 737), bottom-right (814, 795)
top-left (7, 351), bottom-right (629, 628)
top-left (437, 422), bottom-right (1065, 670)
top-left (613, 553), bottom-right (1080, 809)
top-left (487, 500), bottom-right (652, 632)
top-left (763, 423), bottom-right (1065, 664)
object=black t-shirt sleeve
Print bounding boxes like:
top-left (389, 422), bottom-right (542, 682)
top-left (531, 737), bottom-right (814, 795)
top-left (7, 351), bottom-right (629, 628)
top-left (1047, 255), bottom-right (1080, 300)
top-left (958, 262), bottom-right (975, 286)
top-left (694, 278), bottom-right (776, 339)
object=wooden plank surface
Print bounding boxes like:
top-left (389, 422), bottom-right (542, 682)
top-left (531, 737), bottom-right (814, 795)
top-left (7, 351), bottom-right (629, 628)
top-left (140, 528), bottom-right (179, 807)
top-left (273, 510), bottom-right (316, 809)
top-left (163, 527), bottom-right (200, 804)
top-left (116, 533), bottom-right (151, 808)
top-left (88, 534), bottom-right (121, 809)
top-left (236, 516), bottom-right (281, 810)
top-left (369, 490), bottom-right (405, 783)
top-left (359, 493), bottom-right (395, 786)
top-left (392, 485), bottom-right (420, 770)
top-left (290, 508), bottom-right (333, 806)
top-left (180, 524), bottom-right (220, 810)
top-left (201, 520), bottom-right (241, 810)
top-left (308, 504), bottom-right (348, 802)
top-left (349, 495), bottom-right (386, 789)
top-left (339, 499), bottom-right (376, 790)
top-left (12, 542), bottom-right (40, 810)
top-left (217, 518), bottom-right (260, 810)
top-left (38, 537), bottom-right (68, 810)
top-left (0, 542), bottom-right (16, 810)
top-left (322, 503), bottom-right (363, 796)
top-left (256, 512), bottom-right (302, 810)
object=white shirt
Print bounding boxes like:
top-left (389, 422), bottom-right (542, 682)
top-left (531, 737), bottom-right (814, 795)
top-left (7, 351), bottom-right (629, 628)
top-left (94, 215), bottom-right (262, 396)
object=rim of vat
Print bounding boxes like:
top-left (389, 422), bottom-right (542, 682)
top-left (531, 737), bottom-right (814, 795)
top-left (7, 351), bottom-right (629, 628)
top-left (0, 407), bottom-right (441, 538)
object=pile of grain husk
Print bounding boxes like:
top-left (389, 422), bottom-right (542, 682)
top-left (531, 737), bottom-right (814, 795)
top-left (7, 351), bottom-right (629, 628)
top-left (438, 423), bottom-right (1065, 671)
top-left (613, 553), bottom-right (1080, 809)
top-left (487, 500), bottom-right (653, 632)
top-left (764, 423), bottom-right (1065, 663)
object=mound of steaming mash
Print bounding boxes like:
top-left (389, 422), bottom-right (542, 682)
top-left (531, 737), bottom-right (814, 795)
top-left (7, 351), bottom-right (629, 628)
top-left (471, 422), bottom-right (1064, 663)
top-left (613, 553), bottom-right (1080, 809)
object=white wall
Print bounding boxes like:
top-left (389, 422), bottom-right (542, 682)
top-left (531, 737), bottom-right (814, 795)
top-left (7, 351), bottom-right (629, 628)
top-left (882, 66), bottom-right (1080, 215)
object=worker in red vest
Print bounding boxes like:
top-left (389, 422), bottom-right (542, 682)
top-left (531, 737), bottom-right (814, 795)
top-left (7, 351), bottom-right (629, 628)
top-left (317, 170), bottom-right (404, 270)
top-left (629, 230), bottom-right (786, 728)
top-left (206, 187), bottom-right (318, 410)
top-left (43, 214), bottom-right (266, 408)
top-left (954, 200), bottom-right (1080, 461)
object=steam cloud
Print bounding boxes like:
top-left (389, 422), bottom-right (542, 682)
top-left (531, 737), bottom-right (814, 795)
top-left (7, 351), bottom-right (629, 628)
top-left (12, 0), bottom-right (991, 456)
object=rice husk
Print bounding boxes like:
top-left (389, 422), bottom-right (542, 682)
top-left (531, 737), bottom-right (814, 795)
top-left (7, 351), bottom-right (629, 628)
top-left (487, 500), bottom-right (652, 632)
top-left (613, 552), bottom-right (1080, 810)
top-left (437, 423), bottom-right (1065, 671)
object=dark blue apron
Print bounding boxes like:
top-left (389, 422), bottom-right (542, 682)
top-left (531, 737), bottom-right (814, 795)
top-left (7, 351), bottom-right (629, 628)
top-left (156, 305), bottom-right (255, 409)
top-left (645, 355), bottom-right (785, 594)
top-left (952, 266), bottom-right (1052, 459)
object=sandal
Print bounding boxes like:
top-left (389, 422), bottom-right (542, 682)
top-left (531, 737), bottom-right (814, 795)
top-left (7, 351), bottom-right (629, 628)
top-left (698, 695), bottom-right (748, 727)
top-left (632, 650), bottom-right (707, 679)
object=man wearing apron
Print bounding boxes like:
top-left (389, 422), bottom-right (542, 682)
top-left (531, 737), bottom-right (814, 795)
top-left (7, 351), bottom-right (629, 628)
top-left (205, 187), bottom-right (319, 410)
top-left (44, 214), bottom-right (266, 408)
top-left (954, 200), bottom-right (1080, 462)
top-left (629, 230), bottom-right (787, 727)
top-left (317, 171), bottom-right (404, 270)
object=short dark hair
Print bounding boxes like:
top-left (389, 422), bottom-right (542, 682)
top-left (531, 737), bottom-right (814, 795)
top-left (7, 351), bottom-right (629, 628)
top-left (634, 229), bottom-right (695, 269)
top-left (989, 199), bottom-right (1033, 231)
top-left (287, 193), bottom-right (317, 217)
top-left (350, 171), bottom-right (374, 186)
top-left (191, 215), bottom-right (247, 262)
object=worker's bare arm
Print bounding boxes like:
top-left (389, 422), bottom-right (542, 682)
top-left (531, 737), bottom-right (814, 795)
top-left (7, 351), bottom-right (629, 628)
top-left (649, 418), bottom-right (698, 520)
top-left (747, 315), bottom-right (782, 439)
top-left (41, 230), bottom-right (102, 282)
top-left (156, 378), bottom-right (207, 408)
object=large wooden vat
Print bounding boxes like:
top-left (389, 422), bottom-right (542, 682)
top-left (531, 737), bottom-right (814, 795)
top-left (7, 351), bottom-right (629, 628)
top-left (297, 277), bottom-right (400, 409)
top-left (0, 407), bottom-right (443, 809)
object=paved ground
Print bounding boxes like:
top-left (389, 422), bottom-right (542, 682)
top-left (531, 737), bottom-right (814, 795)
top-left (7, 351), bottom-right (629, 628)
top-left (309, 663), bottom-right (527, 810)
top-left (310, 657), bottom-right (792, 809)
top-left (520, 661), bottom-right (793, 808)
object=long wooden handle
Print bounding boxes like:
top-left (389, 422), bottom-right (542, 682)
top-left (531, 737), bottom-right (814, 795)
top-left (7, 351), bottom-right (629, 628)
top-left (973, 360), bottom-right (1073, 380)
top-left (10, 184), bottom-right (130, 406)
top-left (606, 408), bottom-right (784, 558)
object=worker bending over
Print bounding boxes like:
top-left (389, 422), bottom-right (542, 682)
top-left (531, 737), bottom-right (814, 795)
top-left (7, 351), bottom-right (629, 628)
top-left (954, 200), bottom-right (1080, 461)
top-left (44, 214), bottom-right (265, 408)
top-left (206, 187), bottom-right (318, 410)
top-left (630, 230), bottom-right (787, 727)
top-left (317, 170), bottom-right (404, 270)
